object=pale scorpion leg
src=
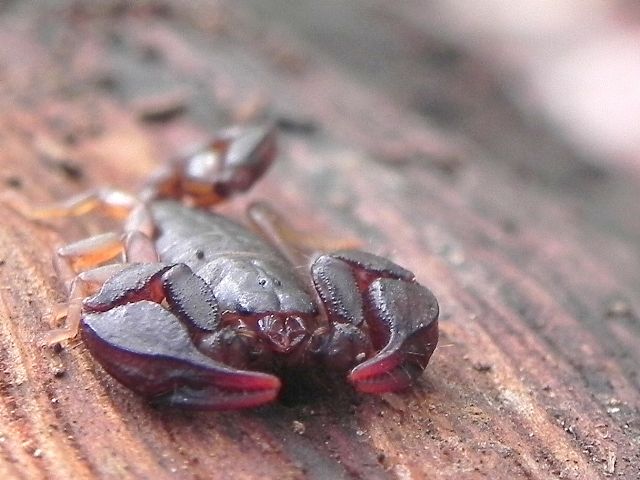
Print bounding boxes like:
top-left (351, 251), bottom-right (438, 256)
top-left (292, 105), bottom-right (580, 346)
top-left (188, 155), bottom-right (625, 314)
top-left (24, 188), bottom-right (138, 221)
top-left (54, 232), bottom-right (124, 281)
top-left (43, 201), bottom-right (159, 344)
top-left (16, 185), bottom-right (147, 286)
top-left (47, 233), bottom-right (159, 344)
top-left (247, 201), bottom-right (362, 270)
top-left (43, 264), bottom-right (130, 345)
top-left (45, 242), bottom-right (158, 345)
top-left (52, 204), bottom-right (157, 284)
top-left (44, 232), bottom-right (127, 345)
top-left (122, 205), bottom-right (159, 263)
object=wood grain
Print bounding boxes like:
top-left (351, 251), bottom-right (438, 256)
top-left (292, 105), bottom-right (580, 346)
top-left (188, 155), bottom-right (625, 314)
top-left (0, 2), bottom-right (638, 479)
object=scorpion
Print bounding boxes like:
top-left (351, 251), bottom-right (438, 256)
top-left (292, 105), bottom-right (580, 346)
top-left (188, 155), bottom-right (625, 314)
top-left (34, 125), bottom-right (439, 410)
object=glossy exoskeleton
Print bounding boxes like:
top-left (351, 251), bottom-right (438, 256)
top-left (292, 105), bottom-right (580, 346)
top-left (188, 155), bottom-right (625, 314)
top-left (41, 125), bottom-right (439, 410)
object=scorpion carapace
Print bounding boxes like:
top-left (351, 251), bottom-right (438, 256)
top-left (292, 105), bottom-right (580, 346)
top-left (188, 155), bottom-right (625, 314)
top-left (40, 125), bottom-right (439, 410)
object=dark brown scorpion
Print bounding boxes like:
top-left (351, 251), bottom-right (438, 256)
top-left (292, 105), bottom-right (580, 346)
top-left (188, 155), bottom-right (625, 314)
top-left (35, 125), bottom-right (439, 410)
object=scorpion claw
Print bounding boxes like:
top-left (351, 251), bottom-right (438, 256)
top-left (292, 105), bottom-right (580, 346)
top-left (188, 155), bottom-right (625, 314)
top-left (351, 277), bottom-right (439, 393)
top-left (150, 381), bottom-right (279, 410)
top-left (311, 251), bottom-right (439, 393)
top-left (81, 301), bottom-right (280, 410)
top-left (348, 352), bottom-right (416, 393)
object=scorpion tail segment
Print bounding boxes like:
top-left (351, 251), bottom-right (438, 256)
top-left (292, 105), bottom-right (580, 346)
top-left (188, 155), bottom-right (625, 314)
top-left (212, 124), bottom-right (277, 196)
top-left (146, 124), bottom-right (277, 206)
top-left (81, 301), bottom-right (280, 410)
top-left (348, 278), bottom-right (439, 394)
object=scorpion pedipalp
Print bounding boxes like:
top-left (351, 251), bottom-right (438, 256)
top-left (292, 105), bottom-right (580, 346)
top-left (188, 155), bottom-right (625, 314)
top-left (83, 301), bottom-right (280, 409)
top-left (311, 250), bottom-right (439, 393)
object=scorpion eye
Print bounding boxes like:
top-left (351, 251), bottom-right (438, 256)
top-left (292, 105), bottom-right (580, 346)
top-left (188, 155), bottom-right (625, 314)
top-left (258, 278), bottom-right (267, 287)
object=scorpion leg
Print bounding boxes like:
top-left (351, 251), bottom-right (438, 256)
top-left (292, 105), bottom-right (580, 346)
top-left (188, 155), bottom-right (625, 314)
top-left (248, 201), bottom-right (362, 267)
top-left (82, 263), bottom-right (281, 409)
top-left (43, 264), bottom-right (130, 345)
top-left (14, 183), bottom-right (152, 285)
top-left (311, 250), bottom-right (439, 393)
top-left (47, 207), bottom-right (158, 344)
top-left (43, 233), bottom-right (128, 345)
top-left (22, 188), bottom-right (138, 220)
top-left (53, 203), bottom-right (155, 277)
top-left (55, 232), bottom-right (124, 276)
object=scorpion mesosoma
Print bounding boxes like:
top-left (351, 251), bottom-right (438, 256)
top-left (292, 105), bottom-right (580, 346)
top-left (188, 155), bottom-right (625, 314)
top-left (38, 125), bottom-right (439, 410)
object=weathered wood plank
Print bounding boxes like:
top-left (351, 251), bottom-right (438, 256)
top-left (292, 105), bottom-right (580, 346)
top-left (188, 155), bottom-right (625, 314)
top-left (0, 2), bottom-right (638, 479)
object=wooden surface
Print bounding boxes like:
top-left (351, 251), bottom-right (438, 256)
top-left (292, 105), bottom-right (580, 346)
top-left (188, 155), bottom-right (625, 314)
top-left (0, 2), bottom-right (639, 479)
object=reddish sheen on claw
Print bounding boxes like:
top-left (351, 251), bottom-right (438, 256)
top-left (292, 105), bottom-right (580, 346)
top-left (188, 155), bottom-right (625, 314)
top-left (348, 278), bottom-right (439, 393)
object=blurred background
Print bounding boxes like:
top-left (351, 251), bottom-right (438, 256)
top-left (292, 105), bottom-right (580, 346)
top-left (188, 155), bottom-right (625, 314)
top-left (419, 0), bottom-right (640, 171)
top-left (241, 0), bottom-right (640, 174)
top-left (3, 0), bottom-right (640, 177)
